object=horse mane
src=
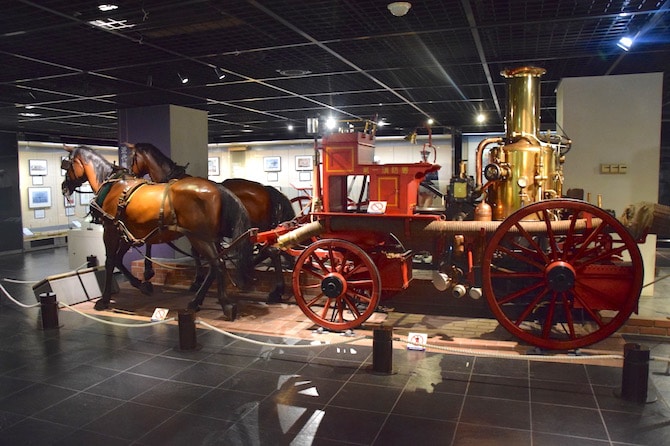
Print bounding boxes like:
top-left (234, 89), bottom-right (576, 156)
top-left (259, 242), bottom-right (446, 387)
top-left (74, 145), bottom-right (117, 185)
top-left (216, 184), bottom-right (254, 289)
top-left (133, 143), bottom-right (188, 180)
top-left (265, 186), bottom-right (296, 227)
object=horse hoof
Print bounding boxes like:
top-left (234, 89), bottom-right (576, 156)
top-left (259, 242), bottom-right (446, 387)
top-left (267, 291), bottom-right (283, 304)
top-left (139, 282), bottom-right (154, 295)
top-left (94, 300), bottom-right (109, 311)
top-left (187, 301), bottom-right (201, 312)
top-left (223, 304), bottom-right (238, 321)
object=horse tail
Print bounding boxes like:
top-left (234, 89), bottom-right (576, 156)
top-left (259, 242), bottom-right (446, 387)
top-left (265, 186), bottom-right (296, 227)
top-left (217, 185), bottom-right (254, 289)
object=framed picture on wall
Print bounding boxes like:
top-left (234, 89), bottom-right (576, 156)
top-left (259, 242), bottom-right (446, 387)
top-left (299, 171), bottom-right (311, 182)
top-left (31, 176), bottom-right (44, 186)
top-left (267, 172), bottom-right (279, 182)
top-left (79, 193), bottom-right (94, 206)
top-left (29, 159), bottom-right (48, 176)
top-left (295, 155), bottom-right (313, 171)
top-left (264, 156), bottom-right (281, 172)
top-left (34, 209), bottom-right (46, 219)
top-left (208, 157), bottom-right (220, 176)
top-left (28, 187), bottom-right (52, 209)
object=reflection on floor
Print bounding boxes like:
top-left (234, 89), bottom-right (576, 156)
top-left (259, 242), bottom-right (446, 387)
top-left (0, 247), bottom-right (669, 445)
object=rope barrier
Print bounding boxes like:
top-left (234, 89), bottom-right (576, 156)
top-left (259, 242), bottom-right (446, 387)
top-left (56, 300), bottom-right (176, 327)
top-left (401, 337), bottom-right (625, 362)
top-left (197, 319), bottom-right (367, 348)
top-left (0, 283), bottom-right (41, 308)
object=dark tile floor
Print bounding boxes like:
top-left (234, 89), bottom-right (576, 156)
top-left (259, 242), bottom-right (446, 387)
top-left (1, 247), bottom-right (670, 445)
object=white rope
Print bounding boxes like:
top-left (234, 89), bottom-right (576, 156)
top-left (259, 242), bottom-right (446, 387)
top-left (2, 278), bottom-right (39, 285)
top-left (0, 283), bottom-right (41, 308)
top-left (402, 338), bottom-right (625, 362)
top-left (57, 300), bottom-right (176, 327)
top-left (197, 319), bottom-right (366, 348)
top-left (131, 246), bottom-right (192, 270)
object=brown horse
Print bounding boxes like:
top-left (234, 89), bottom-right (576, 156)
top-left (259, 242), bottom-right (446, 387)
top-left (126, 142), bottom-right (296, 302)
top-left (61, 145), bottom-right (252, 316)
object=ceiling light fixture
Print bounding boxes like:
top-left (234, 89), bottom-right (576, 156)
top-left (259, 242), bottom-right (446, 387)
top-left (476, 113), bottom-right (486, 123)
top-left (178, 73), bottom-right (189, 84)
top-left (387, 2), bottom-right (412, 17)
top-left (617, 36), bottom-right (633, 51)
top-left (214, 67), bottom-right (226, 80)
top-left (98, 4), bottom-right (118, 12)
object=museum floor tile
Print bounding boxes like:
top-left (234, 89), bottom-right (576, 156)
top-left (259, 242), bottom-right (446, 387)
top-left (1, 247), bottom-right (670, 445)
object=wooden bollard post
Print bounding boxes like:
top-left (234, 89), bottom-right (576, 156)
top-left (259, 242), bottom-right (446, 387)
top-left (177, 310), bottom-right (198, 351)
top-left (39, 292), bottom-right (60, 330)
top-left (371, 325), bottom-right (394, 374)
top-left (620, 343), bottom-right (652, 404)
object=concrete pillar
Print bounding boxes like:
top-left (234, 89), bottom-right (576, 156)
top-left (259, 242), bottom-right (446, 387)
top-left (117, 104), bottom-right (208, 264)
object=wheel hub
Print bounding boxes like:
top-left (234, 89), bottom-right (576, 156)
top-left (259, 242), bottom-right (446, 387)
top-left (545, 261), bottom-right (576, 292)
top-left (321, 274), bottom-right (346, 298)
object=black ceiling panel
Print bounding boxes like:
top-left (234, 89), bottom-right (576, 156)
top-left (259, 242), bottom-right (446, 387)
top-left (0, 0), bottom-right (666, 144)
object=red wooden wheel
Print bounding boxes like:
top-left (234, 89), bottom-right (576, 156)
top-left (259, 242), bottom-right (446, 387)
top-left (290, 196), bottom-right (312, 223)
top-left (482, 199), bottom-right (643, 350)
top-left (292, 238), bottom-right (381, 331)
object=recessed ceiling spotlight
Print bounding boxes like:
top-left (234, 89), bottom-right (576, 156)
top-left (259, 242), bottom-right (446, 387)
top-left (476, 113), bottom-right (486, 123)
top-left (19, 112), bottom-right (40, 117)
top-left (214, 67), bottom-right (226, 80)
top-left (426, 118), bottom-right (434, 125)
top-left (178, 73), bottom-right (189, 84)
top-left (617, 36), bottom-right (633, 51)
top-left (287, 124), bottom-right (294, 131)
top-left (98, 4), bottom-right (118, 12)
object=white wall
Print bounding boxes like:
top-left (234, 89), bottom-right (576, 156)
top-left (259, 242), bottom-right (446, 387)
top-left (18, 142), bottom-right (117, 232)
top-left (557, 72), bottom-right (663, 295)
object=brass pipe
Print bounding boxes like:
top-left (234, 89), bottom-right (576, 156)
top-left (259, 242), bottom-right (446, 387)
top-left (475, 137), bottom-right (503, 186)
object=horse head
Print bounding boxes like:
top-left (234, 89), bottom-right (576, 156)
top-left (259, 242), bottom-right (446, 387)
top-left (60, 145), bottom-right (115, 196)
top-left (61, 145), bottom-right (86, 196)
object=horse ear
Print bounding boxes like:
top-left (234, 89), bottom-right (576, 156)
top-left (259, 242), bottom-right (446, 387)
top-left (63, 144), bottom-right (74, 153)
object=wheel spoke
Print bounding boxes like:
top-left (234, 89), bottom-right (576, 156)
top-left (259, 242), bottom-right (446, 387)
top-left (541, 209), bottom-right (560, 260)
top-left (560, 292), bottom-right (576, 339)
top-left (541, 292), bottom-right (558, 339)
top-left (342, 294), bottom-right (363, 318)
top-left (496, 245), bottom-right (546, 271)
top-left (571, 288), bottom-right (606, 328)
top-left (574, 244), bottom-right (628, 271)
top-left (567, 222), bottom-right (606, 262)
top-left (496, 280), bottom-right (546, 305)
top-left (514, 287), bottom-right (550, 325)
top-left (304, 293), bottom-right (325, 308)
top-left (513, 222), bottom-right (550, 264)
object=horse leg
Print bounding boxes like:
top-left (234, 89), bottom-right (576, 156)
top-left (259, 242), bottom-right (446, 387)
top-left (140, 244), bottom-right (155, 295)
top-left (267, 247), bottom-right (285, 304)
top-left (189, 249), bottom-right (206, 293)
top-left (187, 264), bottom-right (214, 311)
top-left (187, 241), bottom-right (236, 321)
top-left (96, 229), bottom-right (132, 310)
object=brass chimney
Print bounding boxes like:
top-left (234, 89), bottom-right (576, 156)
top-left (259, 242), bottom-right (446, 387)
top-left (478, 66), bottom-right (562, 219)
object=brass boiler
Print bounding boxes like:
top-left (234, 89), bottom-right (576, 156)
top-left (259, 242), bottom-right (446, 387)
top-left (476, 66), bottom-right (563, 220)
